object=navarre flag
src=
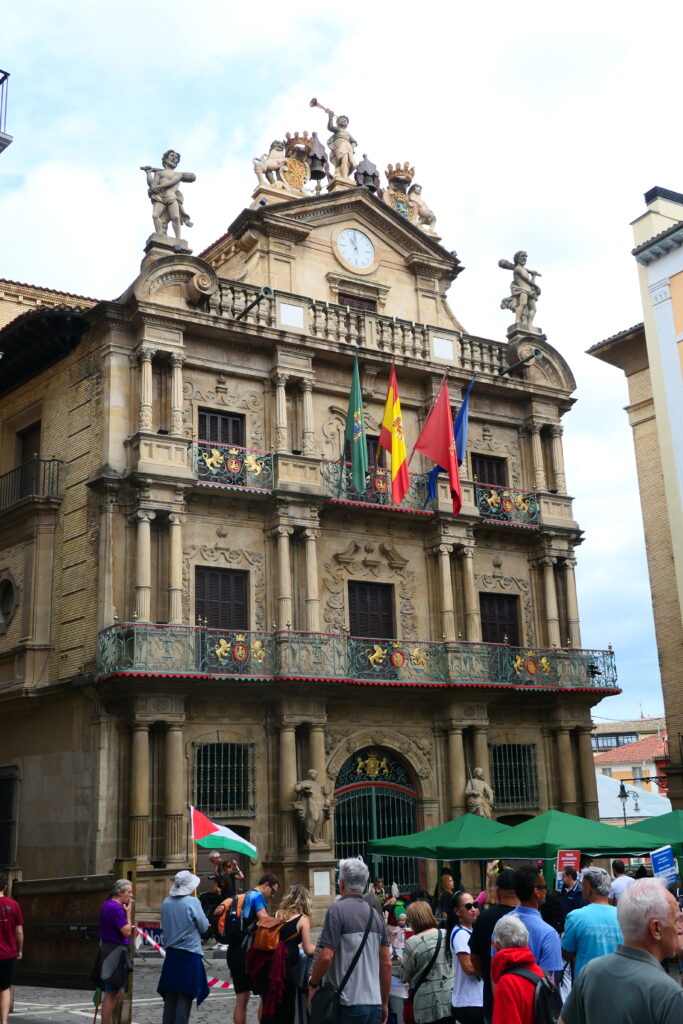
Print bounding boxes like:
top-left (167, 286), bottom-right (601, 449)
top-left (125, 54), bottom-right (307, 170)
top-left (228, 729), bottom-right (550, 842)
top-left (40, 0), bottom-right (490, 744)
top-left (190, 806), bottom-right (258, 857)
top-left (378, 364), bottom-right (410, 504)
top-left (426, 373), bottom-right (475, 502)
top-left (344, 353), bottom-right (368, 493)
top-left (414, 379), bottom-right (462, 515)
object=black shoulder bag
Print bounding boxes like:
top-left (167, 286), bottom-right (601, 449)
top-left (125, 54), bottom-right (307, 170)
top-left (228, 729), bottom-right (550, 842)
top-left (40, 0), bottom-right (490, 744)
top-left (403, 928), bottom-right (442, 1024)
top-left (311, 903), bottom-right (375, 1024)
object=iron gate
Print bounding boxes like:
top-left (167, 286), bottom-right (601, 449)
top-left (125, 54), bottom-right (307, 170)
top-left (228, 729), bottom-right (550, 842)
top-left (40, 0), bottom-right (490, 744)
top-left (334, 747), bottom-right (420, 893)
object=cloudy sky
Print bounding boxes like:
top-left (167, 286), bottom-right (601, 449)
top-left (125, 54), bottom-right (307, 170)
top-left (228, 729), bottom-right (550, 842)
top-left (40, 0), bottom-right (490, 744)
top-left (3, 1), bottom-right (681, 721)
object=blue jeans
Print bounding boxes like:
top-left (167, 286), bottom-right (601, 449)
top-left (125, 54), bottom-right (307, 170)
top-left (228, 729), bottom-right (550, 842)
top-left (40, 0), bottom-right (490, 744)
top-left (339, 1004), bottom-right (381, 1024)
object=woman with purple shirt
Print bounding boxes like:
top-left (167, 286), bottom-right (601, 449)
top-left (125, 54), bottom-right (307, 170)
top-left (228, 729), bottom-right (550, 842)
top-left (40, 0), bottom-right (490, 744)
top-left (92, 879), bottom-right (134, 1024)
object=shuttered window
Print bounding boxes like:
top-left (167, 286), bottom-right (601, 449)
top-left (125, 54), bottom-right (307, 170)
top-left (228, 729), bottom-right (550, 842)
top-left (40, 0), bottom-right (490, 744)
top-left (198, 410), bottom-right (245, 447)
top-left (348, 581), bottom-right (394, 639)
top-left (0, 766), bottom-right (18, 867)
top-left (344, 434), bottom-right (385, 468)
top-left (479, 593), bottom-right (520, 646)
top-left (195, 568), bottom-right (248, 630)
top-left (471, 454), bottom-right (507, 486)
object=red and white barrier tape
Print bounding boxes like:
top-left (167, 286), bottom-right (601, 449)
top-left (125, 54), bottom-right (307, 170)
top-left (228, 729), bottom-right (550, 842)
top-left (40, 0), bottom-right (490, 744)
top-left (135, 926), bottom-right (232, 989)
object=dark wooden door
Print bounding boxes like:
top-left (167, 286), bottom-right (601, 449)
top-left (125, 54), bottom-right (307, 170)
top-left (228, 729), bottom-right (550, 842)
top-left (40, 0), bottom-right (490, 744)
top-left (479, 592), bottom-right (520, 646)
top-left (198, 410), bottom-right (245, 447)
top-left (195, 567), bottom-right (248, 630)
top-left (348, 581), bottom-right (394, 639)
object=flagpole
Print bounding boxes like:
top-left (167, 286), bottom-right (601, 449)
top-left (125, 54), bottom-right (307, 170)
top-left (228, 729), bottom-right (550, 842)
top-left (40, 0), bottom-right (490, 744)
top-left (407, 369), bottom-right (449, 467)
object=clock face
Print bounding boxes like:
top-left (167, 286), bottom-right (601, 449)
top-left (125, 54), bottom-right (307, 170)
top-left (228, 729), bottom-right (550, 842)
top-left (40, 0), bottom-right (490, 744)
top-left (338, 228), bottom-right (375, 269)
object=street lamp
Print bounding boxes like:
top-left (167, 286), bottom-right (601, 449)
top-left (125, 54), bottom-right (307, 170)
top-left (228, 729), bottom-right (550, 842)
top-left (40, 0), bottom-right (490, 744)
top-left (617, 781), bottom-right (639, 825)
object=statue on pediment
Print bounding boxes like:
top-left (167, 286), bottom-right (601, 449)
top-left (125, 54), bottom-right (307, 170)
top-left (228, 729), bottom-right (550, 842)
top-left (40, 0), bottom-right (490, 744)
top-left (140, 150), bottom-right (196, 239)
top-left (252, 140), bottom-right (288, 187)
top-left (499, 251), bottom-right (542, 330)
top-left (408, 184), bottom-right (437, 234)
top-left (465, 766), bottom-right (494, 818)
top-left (310, 98), bottom-right (357, 182)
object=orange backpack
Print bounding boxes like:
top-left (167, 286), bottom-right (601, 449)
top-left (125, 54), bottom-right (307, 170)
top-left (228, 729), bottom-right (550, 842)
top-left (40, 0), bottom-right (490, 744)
top-left (252, 914), bottom-right (286, 952)
top-left (211, 892), bottom-right (247, 943)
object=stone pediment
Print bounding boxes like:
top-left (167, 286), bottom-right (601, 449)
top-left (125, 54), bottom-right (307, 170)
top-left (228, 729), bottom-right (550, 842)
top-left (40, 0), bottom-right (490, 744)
top-left (119, 252), bottom-right (219, 313)
top-left (201, 189), bottom-right (462, 284)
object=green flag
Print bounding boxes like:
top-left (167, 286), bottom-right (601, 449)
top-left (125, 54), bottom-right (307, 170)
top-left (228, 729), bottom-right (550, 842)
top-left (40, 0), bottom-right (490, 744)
top-left (344, 354), bottom-right (368, 492)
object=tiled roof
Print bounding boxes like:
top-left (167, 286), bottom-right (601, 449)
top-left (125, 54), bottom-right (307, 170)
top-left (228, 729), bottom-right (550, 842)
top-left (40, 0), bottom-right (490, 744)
top-left (587, 323), bottom-right (644, 354)
top-left (632, 219), bottom-right (683, 259)
top-left (0, 277), bottom-right (100, 303)
top-left (594, 733), bottom-right (668, 764)
top-left (593, 716), bottom-right (665, 734)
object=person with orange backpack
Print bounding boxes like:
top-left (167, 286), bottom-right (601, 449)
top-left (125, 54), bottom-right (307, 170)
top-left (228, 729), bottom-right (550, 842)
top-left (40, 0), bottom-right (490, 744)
top-left (219, 874), bottom-right (279, 1024)
top-left (248, 884), bottom-right (316, 1024)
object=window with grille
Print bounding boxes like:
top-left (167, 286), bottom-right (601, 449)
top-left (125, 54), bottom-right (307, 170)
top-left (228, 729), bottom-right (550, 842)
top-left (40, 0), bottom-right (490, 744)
top-left (490, 744), bottom-right (539, 808)
top-left (198, 410), bottom-right (245, 447)
top-left (195, 567), bottom-right (248, 630)
top-left (471, 454), bottom-right (507, 487)
top-left (0, 766), bottom-right (18, 867)
top-left (194, 743), bottom-right (255, 816)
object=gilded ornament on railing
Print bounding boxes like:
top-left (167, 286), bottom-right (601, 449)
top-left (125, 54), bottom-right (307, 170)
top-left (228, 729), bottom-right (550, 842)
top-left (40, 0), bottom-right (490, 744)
top-left (410, 647), bottom-right (429, 669)
top-left (252, 640), bottom-right (266, 663)
top-left (513, 654), bottom-right (525, 674)
top-left (539, 656), bottom-right (551, 674)
top-left (515, 493), bottom-right (530, 514)
top-left (232, 635), bottom-right (249, 662)
top-left (390, 648), bottom-right (406, 669)
top-left (356, 751), bottom-right (389, 778)
top-left (485, 489), bottom-right (501, 510)
top-left (367, 644), bottom-right (387, 667)
top-left (226, 448), bottom-right (243, 474)
top-left (215, 638), bottom-right (231, 661)
top-left (203, 448), bottom-right (224, 469)
top-left (245, 453), bottom-right (262, 475)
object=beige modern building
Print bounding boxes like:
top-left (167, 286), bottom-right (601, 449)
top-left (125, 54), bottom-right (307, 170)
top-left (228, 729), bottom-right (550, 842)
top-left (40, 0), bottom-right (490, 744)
top-left (0, 146), bottom-right (617, 914)
top-left (590, 186), bottom-right (683, 809)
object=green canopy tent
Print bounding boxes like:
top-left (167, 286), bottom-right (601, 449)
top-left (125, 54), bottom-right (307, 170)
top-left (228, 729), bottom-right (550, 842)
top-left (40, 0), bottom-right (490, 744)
top-left (452, 809), bottom-right (669, 861)
top-left (624, 809), bottom-right (683, 857)
top-left (367, 813), bottom-right (511, 861)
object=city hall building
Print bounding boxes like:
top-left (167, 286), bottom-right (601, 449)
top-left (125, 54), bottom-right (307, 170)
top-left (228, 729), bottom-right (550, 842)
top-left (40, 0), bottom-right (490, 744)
top-left (0, 135), bottom-right (617, 915)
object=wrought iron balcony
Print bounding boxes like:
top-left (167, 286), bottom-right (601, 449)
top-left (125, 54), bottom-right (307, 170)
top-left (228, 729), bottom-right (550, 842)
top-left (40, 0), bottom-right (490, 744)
top-left (475, 482), bottom-right (540, 528)
top-left (320, 461), bottom-right (433, 513)
top-left (192, 442), bottom-right (274, 492)
top-left (0, 458), bottom-right (62, 512)
top-left (97, 624), bottom-right (617, 691)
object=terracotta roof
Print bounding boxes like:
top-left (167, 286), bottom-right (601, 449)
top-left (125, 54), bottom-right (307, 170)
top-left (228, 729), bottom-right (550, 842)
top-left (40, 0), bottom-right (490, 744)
top-left (593, 716), bottom-right (665, 734)
top-left (594, 733), bottom-right (668, 764)
top-left (0, 277), bottom-right (100, 303)
top-left (587, 323), bottom-right (644, 354)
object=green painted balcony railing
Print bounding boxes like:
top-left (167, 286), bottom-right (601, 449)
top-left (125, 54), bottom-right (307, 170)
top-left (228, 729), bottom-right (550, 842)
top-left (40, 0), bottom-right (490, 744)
top-left (97, 624), bottom-right (617, 690)
top-left (192, 442), bottom-right (274, 492)
top-left (320, 460), bottom-right (433, 512)
top-left (475, 482), bottom-right (540, 528)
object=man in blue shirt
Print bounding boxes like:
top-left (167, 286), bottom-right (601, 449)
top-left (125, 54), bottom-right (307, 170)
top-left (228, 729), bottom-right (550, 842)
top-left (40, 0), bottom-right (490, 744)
top-left (561, 867), bottom-right (584, 916)
top-left (508, 865), bottom-right (564, 976)
top-left (226, 873), bottom-right (279, 1024)
top-left (562, 867), bottom-right (623, 978)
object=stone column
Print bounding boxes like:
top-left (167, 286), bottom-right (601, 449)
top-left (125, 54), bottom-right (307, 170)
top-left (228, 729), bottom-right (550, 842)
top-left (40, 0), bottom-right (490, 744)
top-left (303, 529), bottom-right (321, 632)
top-left (562, 556), bottom-right (582, 648)
top-left (578, 727), bottom-right (599, 820)
top-left (434, 544), bottom-right (456, 640)
top-left (528, 421), bottom-right (547, 491)
top-left (273, 525), bottom-right (294, 628)
top-left (460, 547), bottom-right (482, 642)
top-left (165, 724), bottom-right (185, 862)
top-left (273, 371), bottom-right (289, 453)
top-left (170, 353), bottom-right (185, 435)
top-left (134, 510), bottom-right (156, 622)
top-left (549, 424), bottom-right (567, 494)
top-left (279, 723), bottom-right (298, 852)
top-left (541, 557), bottom-right (561, 648)
top-left (138, 346), bottom-right (156, 431)
top-left (130, 723), bottom-right (150, 860)
top-left (98, 487), bottom-right (117, 630)
top-left (555, 729), bottom-right (577, 814)
top-left (473, 726), bottom-right (489, 781)
top-left (448, 725), bottom-right (466, 818)
top-left (301, 379), bottom-right (316, 456)
top-left (168, 514), bottom-right (183, 625)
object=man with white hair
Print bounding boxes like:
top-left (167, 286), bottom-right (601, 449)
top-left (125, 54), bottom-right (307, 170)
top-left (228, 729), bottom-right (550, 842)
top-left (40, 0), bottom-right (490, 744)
top-left (490, 914), bottom-right (544, 1024)
top-left (561, 867), bottom-right (623, 978)
top-left (309, 857), bottom-right (391, 1024)
top-left (559, 878), bottom-right (683, 1024)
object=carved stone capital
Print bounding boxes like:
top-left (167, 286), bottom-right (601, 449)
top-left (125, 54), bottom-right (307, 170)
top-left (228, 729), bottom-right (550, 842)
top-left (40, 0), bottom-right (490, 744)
top-left (563, 556), bottom-right (577, 569)
top-left (130, 509), bottom-right (157, 525)
top-left (271, 525), bottom-right (294, 539)
top-left (168, 513), bottom-right (184, 526)
top-left (548, 423), bottom-right (563, 439)
top-left (272, 370), bottom-right (290, 388)
top-left (303, 528), bottom-right (321, 541)
top-left (170, 352), bottom-right (185, 368)
top-left (430, 543), bottom-right (454, 557)
top-left (459, 546), bottom-right (475, 560)
top-left (300, 378), bottom-right (314, 394)
top-left (138, 345), bottom-right (156, 364)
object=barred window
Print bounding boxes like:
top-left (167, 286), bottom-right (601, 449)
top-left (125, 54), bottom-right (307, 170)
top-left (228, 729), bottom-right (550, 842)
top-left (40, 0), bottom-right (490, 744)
top-left (0, 766), bottom-right (18, 867)
top-left (194, 743), bottom-right (255, 817)
top-left (490, 744), bottom-right (539, 808)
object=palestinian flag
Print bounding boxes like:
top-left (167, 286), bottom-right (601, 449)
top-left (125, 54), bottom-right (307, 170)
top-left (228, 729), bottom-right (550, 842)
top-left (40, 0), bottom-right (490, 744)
top-left (190, 805), bottom-right (258, 857)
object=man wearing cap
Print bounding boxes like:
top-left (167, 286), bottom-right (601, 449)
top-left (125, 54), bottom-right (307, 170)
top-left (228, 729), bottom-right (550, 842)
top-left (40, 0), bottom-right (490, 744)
top-left (469, 867), bottom-right (519, 1024)
top-left (158, 870), bottom-right (210, 1024)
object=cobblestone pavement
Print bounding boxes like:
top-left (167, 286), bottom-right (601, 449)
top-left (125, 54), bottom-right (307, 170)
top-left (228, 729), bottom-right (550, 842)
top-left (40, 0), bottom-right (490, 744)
top-left (12, 951), bottom-right (259, 1024)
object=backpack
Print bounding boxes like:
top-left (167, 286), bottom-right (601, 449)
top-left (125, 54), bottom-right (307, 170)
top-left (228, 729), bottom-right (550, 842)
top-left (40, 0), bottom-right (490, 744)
top-left (505, 967), bottom-right (563, 1024)
top-left (252, 914), bottom-right (285, 952)
top-left (210, 891), bottom-right (247, 943)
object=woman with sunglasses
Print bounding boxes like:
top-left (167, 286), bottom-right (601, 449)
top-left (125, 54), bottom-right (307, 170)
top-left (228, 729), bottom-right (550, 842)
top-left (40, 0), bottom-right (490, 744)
top-left (450, 891), bottom-right (484, 1024)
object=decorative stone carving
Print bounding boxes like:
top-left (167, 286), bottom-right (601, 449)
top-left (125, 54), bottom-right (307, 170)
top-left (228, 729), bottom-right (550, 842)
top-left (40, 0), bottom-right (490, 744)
top-left (140, 151), bottom-right (196, 239)
top-left (407, 184), bottom-right (438, 236)
top-left (253, 141), bottom-right (288, 186)
top-left (326, 729), bottom-right (433, 789)
top-left (468, 432), bottom-right (521, 488)
top-left (325, 113), bottom-right (357, 181)
top-left (475, 572), bottom-right (535, 645)
top-left (322, 541), bottom-right (418, 636)
top-left (182, 378), bottom-right (265, 448)
top-left (182, 543), bottom-right (265, 628)
top-left (292, 769), bottom-right (332, 845)
top-left (498, 251), bottom-right (542, 331)
top-left (384, 163), bottom-right (417, 221)
top-left (465, 767), bottom-right (494, 818)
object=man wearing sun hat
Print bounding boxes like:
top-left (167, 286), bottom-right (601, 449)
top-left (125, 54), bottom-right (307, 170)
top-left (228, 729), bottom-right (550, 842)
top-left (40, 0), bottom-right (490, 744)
top-left (158, 870), bottom-right (211, 1024)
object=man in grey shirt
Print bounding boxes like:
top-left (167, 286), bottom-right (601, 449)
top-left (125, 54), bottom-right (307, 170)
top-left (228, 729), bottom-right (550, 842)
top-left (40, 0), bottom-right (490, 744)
top-left (559, 878), bottom-right (683, 1024)
top-left (309, 858), bottom-right (391, 1024)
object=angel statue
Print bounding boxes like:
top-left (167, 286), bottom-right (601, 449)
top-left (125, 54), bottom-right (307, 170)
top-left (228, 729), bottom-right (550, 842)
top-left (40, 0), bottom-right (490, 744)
top-left (293, 768), bottom-right (332, 845)
top-left (498, 251), bottom-right (542, 329)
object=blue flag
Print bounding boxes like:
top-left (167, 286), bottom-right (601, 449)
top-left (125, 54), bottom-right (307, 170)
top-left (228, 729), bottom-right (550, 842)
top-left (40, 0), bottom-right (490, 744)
top-left (425, 373), bottom-right (476, 503)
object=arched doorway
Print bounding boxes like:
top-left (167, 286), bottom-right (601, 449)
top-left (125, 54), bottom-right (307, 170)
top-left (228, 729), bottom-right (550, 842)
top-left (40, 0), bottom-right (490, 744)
top-left (334, 746), bottom-right (420, 892)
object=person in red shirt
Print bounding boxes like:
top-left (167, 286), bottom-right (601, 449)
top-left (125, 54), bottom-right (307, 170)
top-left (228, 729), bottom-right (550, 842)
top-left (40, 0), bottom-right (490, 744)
top-left (0, 872), bottom-right (23, 1024)
top-left (491, 913), bottom-right (543, 1024)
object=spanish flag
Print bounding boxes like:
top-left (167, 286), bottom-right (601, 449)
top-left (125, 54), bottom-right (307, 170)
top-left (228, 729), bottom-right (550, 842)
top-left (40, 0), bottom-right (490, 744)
top-left (379, 363), bottom-right (410, 504)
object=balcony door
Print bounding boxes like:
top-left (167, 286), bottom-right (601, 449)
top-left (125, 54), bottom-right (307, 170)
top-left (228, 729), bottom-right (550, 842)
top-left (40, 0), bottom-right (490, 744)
top-left (479, 592), bottom-right (520, 647)
top-left (348, 581), bottom-right (394, 639)
top-left (195, 567), bottom-right (248, 630)
top-left (198, 410), bottom-right (245, 447)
